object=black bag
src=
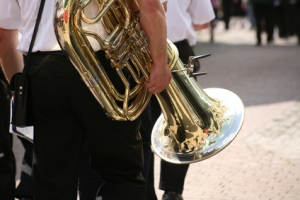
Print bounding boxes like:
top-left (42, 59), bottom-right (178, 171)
top-left (10, 0), bottom-right (45, 127)
top-left (10, 73), bottom-right (34, 127)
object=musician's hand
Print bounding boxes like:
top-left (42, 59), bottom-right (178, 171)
top-left (145, 62), bottom-right (172, 94)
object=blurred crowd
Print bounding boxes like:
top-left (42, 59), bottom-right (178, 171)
top-left (211, 0), bottom-right (300, 45)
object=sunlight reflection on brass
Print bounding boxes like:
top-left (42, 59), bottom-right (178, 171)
top-left (53, 0), bottom-right (245, 164)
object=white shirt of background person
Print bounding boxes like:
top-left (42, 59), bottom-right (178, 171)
top-left (166, 0), bottom-right (215, 46)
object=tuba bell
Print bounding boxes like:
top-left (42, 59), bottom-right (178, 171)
top-left (152, 42), bottom-right (244, 164)
top-left (52, 0), bottom-right (244, 164)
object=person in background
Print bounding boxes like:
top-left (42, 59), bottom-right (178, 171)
top-left (274, 0), bottom-right (300, 45)
top-left (0, 26), bottom-right (34, 199)
top-left (0, 0), bottom-right (171, 200)
top-left (210, 0), bottom-right (220, 42)
top-left (297, 0), bottom-right (300, 45)
top-left (13, 136), bottom-right (34, 200)
top-left (0, 21), bottom-right (20, 200)
top-left (0, 65), bottom-right (15, 200)
top-left (251, 0), bottom-right (276, 45)
top-left (221, 0), bottom-right (234, 30)
top-left (242, 0), bottom-right (256, 29)
top-left (146, 1), bottom-right (215, 200)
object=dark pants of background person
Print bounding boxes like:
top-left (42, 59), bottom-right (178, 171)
top-left (0, 68), bottom-right (16, 200)
top-left (275, 2), bottom-right (300, 44)
top-left (28, 51), bottom-right (146, 200)
top-left (253, 4), bottom-right (276, 44)
top-left (298, 2), bottom-right (300, 44)
top-left (14, 137), bottom-right (34, 199)
top-left (222, 0), bottom-right (232, 30)
top-left (0, 68), bottom-right (34, 200)
top-left (146, 39), bottom-right (200, 199)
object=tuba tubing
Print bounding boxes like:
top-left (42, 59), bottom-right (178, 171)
top-left (151, 41), bottom-right (245, 164)
top-left (51, 0), bottom-right (245, 164)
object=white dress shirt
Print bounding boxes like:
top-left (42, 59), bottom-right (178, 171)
top-left (166, 0), bottom-right (215, 46)
top-left (0, 0), bottom-right (111, 54)
top-left (1, 0), bottom-right (62, 54)
top-left (0, 0), bottom-right (168, 54)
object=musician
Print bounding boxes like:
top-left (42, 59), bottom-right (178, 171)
top-left (0, 0), bottom-right (171, 200)
top-left (78, 1), bottom-right (169, 199)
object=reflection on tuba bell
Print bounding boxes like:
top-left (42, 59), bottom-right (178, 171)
top-left (53, 0), bottom-right (245, 164)
top-left (152, 41), bottom-right (244, 164)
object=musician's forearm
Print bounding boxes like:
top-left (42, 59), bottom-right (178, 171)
top-left (137, 0), bottom-right (167, 66)
top-left (0, 28), bottom-right (23, 82)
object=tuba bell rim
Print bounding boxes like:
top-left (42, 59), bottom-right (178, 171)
top-left (151, 87), bottom-right (245, 164)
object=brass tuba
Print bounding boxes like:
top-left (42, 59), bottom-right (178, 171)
top-left (53, 0), bottom-right (244, 164)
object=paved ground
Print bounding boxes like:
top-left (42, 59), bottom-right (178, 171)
top-left (13, 19), bottom-right (300, 200)
top-left (152, 19), bottom-right (300, 200)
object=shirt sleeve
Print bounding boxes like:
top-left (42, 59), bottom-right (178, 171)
top-left (188, 0), bottom-right (215, 25)
top-left (0, 0), bottom-right (22, 30)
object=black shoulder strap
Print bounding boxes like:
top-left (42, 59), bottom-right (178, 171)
top-left (22, 0), bottom-right (46, 77)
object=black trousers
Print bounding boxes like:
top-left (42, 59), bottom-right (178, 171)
top-left (275, 2), bottom-right (300, 42)
top-left (28, 51), bottom-right (146, 200)
top-left (159, 39), bottom-right (194, 194)
top-left (253, 4), bottom-right (276, 43)
top-left (0, 68), bottom-right (34, 200)
top-left (78, 101), bottom-right (154, 200)
top-left (222, 0), bottom-right (232, 29)
top-left (146, 39), bottom-right (197, 198)
top-left (0, 70), bottom-right (16, 200)
top-left (78, 134), bottom-right (104, 200)
top-left (77, 39), bottom-right (199, 199)
top-left (298, 2), bottom-right (300, 42)
top-left (140, 102), bottom-right (156, 181)
top-left (14, 137), bottom-right (34, 199)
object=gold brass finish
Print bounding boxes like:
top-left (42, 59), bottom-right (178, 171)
top-left (54, 0), bottom-right (152, 121)
top-left (151, 41), bottom-right (244, 164)
top-left (53, 0), bottom-right (245, 164)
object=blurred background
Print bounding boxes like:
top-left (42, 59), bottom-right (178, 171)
top-left (200, 0), bottom-right (299, 46)
top-left (11, 0), bottom-right (300, 199)
top-left (151, 0), bottom-right (300, 199)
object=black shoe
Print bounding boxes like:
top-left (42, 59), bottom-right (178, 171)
top-left (162, 191), bottom-right (183, 200)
